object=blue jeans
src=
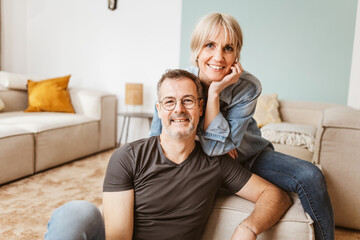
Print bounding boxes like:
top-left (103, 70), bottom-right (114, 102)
top-left (250, 149), bottom-right (334, 240)
top-left (44, 200), bottom-right (105, 240)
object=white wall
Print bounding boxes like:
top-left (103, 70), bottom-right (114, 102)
top-left (348, 0), bottom-right (360, 110)
top-left (1, 0), bottom-right (182, 142)
top-left (1, 0), bottom-right (27, 73)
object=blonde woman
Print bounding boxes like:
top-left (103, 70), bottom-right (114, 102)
top-left (150, 13), bottom-right (334, 240)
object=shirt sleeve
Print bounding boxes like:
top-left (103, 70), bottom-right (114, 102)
top-left (198, 72), bottom-right (262, 156)
top-left (149, 103), bottom-right (162, 137)
top-left (220, 155), bottom-right (252, 193)
top-left (103, 144), bottom-right (136, 192)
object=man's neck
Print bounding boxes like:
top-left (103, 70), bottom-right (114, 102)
top-left (159, 133), bottom-right (196, 164)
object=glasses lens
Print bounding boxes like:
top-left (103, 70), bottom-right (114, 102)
top-left (181, 96), bottom-right (196, 109)
top-left (161, 97), bottom-right (176, 110)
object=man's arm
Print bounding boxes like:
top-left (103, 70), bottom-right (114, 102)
top-left (231, 174), bottom-right (292, 240)
top-left (103, 190), bottom-right (134, 240)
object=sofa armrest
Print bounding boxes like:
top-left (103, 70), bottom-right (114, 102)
top-left (318, 105), bottom-right (360, 229)
top-left (323, 106), bottom-right (360, 129)
top-left (70, 88), bottom-right (117, 150)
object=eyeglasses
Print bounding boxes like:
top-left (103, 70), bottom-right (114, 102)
top-left (159, 96), bottom-right (202, 111)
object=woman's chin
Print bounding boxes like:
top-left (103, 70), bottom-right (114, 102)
top-left (199, 72), bottom-right (225, 83)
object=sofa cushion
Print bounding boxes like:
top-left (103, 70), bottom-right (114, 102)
top-left (0, 124), bottom-right (32, 139)
top-left (201, 191), bottom-right (314, 240)
top-left (0, 89), bottom-right (28, 112)
top-left (35, 121), bottom-right (99, 172)
top-left (25, 75), bottom-right (75, 113)
top-left (0, 112), bottom-right (96, 132)
top-left (272, 143), bottom-right (314, 162)
top-left (261, 122), bottom-right (316, 152)
top-left (253, 93), bottom-right (282, 128)
top-left (0, 125), bottom-right (34, 185)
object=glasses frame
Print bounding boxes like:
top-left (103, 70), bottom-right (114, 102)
top-left (159, 96), bottom-right (202, 111)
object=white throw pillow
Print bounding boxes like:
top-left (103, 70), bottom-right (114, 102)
top-left (0, 71), bottom-right (43, 90)
top-left (261, 122), bottom-right (316, 152)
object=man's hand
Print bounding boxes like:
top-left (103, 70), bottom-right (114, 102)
top-left (230, 223), bottom-right (257, 240)
top-left (234, 174), bottom-right (292, 238)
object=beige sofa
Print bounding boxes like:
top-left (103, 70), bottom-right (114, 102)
top-left (202, 191), bottom-right (314, 240)
top-left (0, 86), bottom-right (117, 185)
top-left (264, 100), bottom-right (360, 230)
top-left (200, 99), bottom-right (360, 239)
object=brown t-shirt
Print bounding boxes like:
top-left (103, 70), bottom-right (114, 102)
top-left (103, 136), bottom-right (252, 240)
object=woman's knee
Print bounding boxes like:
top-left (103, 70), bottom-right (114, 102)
top-left (297, 162), bottom-right (327, 188)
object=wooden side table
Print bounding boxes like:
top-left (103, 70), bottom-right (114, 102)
top-left (118, 112), bottom-right (154, 146)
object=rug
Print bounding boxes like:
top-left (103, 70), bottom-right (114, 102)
top-left (0, 149), bottom-right (114, 240)
top-left (1, 148), bottom-right (360, 240)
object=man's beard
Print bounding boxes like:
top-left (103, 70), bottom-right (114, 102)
top-left (163, 113), bottom-right (196, 140)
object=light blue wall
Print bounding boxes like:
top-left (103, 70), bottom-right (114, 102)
top-left (180, 0), bottom-right (358, 104)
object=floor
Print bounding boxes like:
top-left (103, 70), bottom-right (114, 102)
top-left (0, 149), bottom-right (359, 239)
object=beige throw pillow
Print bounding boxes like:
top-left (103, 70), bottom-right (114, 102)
top-left (253, 93), bottom-right (282, 128)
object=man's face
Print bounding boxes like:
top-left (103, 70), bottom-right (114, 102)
top-left (156, 77), bottom-right (203, 140)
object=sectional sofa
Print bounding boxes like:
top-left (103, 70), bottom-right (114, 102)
top-left (261, 99), bottom-right (360, 230)
top-left (0, 85), bottom-right (117, 185)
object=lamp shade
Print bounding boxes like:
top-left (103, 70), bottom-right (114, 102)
top-left (125, 83), bottom-right (143, 105)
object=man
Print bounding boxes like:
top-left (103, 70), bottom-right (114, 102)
top-left (102, 69), bottom-right (291, 240)
top-left (45, 69), bottom-right (291, 240)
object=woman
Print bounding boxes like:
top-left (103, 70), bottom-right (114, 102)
top-left (150, 13), bottom-right (334, 240)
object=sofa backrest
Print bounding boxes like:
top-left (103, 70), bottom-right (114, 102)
top-left (0, 89), bottom-right (28, 112)
top-left (278, 100), bottom-right (335, 127)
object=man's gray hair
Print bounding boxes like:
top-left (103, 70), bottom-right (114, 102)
top-left (157, 69), bottom-right (203, 100)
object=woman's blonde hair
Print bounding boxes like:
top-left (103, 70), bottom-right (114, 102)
top-left (190, 13), bottom-right (243, 66)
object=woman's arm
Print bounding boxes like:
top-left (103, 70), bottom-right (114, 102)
top-left (199, 71), bottom-right (262, 157)
top-left (203, 62), bottom-right (243, 130)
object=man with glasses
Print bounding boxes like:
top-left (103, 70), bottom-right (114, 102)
top-left (45, 69), bottom-right (291, 240)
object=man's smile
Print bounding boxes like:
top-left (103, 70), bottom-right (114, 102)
top-left (169, 114), bottom-right (191, 125)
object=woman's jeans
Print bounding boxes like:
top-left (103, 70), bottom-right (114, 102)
top-left (44, 200), bottom-right (105, 240)
top-left (250, 149), bottom-right (334, 240)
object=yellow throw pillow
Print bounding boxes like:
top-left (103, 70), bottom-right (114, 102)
top-left (253, 93), bottom-right (282, 128)
top-left (25, 75), bottom-right (75, 113)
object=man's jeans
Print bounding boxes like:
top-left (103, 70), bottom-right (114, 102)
top-left (250, 149), bottom-right (335, 240)
top-left (44, 200), bottom-right (105, 240)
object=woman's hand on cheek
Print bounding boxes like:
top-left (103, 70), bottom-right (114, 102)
top-left (209, 62), bottom-right (244, 96)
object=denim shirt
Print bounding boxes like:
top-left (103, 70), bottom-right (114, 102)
top-left (150, 66), bottom-right (271, 164)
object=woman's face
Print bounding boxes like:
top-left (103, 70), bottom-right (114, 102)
top-left (197, 26), bottom-right (237, 85)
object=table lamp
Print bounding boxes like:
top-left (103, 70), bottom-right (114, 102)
top-left (125, 83), bottom-right (143, 111)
